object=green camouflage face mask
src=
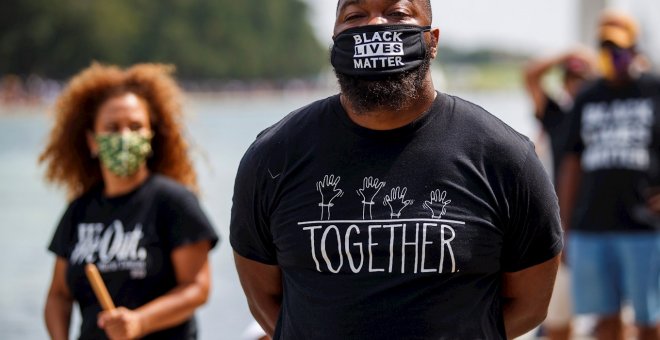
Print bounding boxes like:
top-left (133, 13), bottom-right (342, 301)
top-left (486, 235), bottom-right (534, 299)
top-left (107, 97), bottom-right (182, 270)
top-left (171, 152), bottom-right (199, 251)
top-left (94, 131), bottom-right (152, 177)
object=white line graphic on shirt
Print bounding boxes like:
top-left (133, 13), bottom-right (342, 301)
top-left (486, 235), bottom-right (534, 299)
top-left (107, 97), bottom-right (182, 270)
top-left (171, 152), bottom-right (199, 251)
top-left (70, 220), bottom-right (148, 279)
top-left (299, 219), bottom-right (459, 274)
top-left (356, 176), bottom-right (386, 219)
top-left (298, 218), bottom-right (465, 225)
top-left (267, 168), bottom-right (281, 179)
top-left (316, 174), bottom-right (344, 220)
top-left (306, 178), bottom-right (459, 274)
top-left (581, 98), bottom-right (654, 171)
top-left (383, 186), bottom-right (414, 218)
top-left (423, 189), bottom-right (452, 219)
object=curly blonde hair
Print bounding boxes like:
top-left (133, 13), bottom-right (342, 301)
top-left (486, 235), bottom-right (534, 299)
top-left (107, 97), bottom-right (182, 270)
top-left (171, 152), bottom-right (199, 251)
top-left (39, 63), bottom-right (198, 198)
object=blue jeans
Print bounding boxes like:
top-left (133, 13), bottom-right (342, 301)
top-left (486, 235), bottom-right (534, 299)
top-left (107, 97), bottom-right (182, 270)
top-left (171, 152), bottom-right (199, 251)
top-left (568, 231), bottom-right (660, 325)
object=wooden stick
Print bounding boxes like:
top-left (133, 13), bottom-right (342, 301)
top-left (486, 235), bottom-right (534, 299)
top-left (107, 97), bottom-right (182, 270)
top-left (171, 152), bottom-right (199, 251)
top-left (85, 263), bottom-right (115, 311)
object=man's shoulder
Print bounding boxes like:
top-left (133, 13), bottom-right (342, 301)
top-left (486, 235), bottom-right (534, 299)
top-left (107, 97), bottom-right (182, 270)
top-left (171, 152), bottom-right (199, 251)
top-left (570, 79), bottom-right (604, 102)
top-left (638, 72), bottom-right (660, 88)
top-left (441, 93), bottom-right (535, 168)
top-left (448, 93), bottom-right (531, 144)
top-left (250, 95), bottom-right (339, 149)
top-left (254, 94), bottom-right (338, 145)
top-left (448, 93), bottom-right (505, 125)
top-left (577, 74), bottom-right (660, 100)
top-left (240, 94), bottom-right (338, 165)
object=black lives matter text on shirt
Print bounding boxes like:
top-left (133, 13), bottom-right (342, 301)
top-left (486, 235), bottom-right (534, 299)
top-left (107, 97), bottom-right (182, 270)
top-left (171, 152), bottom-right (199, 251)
top-left (565, 74), bottom-right (660, 232)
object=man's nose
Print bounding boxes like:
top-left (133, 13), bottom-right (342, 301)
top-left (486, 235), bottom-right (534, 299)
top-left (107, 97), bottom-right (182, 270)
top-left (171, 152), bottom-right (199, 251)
top-left (367, 16), bottom-right (387, 25)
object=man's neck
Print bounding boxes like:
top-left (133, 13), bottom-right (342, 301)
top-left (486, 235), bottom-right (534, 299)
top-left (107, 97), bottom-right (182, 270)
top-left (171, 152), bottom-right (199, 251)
top-left (340, 84), bottom-right (437, 131)
top-left (606, 71), bottom-right (638, 87)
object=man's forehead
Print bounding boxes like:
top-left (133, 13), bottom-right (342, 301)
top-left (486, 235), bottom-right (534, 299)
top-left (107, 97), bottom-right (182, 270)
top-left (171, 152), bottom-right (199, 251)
top-left (337, 0), bottom-right (417, 13)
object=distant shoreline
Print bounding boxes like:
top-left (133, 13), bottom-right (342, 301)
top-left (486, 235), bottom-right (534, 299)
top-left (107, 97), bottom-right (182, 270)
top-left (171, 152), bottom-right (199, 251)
top-left (0, 62), bottom-right (527, 115)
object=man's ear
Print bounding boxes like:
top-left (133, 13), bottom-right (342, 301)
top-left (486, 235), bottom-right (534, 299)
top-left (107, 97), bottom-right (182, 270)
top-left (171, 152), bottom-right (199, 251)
top-left (430, 28), bottom-right (440, 59)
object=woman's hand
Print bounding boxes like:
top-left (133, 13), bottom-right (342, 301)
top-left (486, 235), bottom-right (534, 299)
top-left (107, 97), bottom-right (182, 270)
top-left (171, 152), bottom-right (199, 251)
top-left (98, 241), bottom-right (212, 338)
top-left (45, 257), bottom-right (74, 340)
top-left (98, 307), bottom-right (144, 340)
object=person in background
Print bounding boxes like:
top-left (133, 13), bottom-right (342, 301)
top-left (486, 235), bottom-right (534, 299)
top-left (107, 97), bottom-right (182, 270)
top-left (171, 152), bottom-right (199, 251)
top-left (230, 0), bottom-right (562, 339)
top-left (558, 10), bottom-right (660, 340)
top-left (40, 63), bottom-right (219, 339)
top-left (525, 49), bottom-right (595, 182)
top-left (524, 49), bottom-right (595, 340)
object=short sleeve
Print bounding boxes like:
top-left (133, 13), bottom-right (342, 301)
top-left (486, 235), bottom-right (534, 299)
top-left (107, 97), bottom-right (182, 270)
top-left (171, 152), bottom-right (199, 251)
top-left (159, 184), bottom-right (219, 251)
top-left (539, 96), bottom-right (564, 130)
top-left (47, 202), bottom-right (77, 258)
top-left (229, 143), bottom-right (278, 265)
top-left (501, 146), bottom-right (563, 272)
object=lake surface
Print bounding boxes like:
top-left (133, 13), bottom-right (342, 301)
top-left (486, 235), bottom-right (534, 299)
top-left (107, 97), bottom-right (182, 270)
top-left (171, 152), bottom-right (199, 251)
top-left (0, 88), bottom-right (537, 339)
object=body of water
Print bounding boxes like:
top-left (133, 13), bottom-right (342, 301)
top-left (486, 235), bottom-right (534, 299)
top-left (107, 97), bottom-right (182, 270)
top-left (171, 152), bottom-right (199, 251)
top-left (0, 88), bottom-right (537, 339)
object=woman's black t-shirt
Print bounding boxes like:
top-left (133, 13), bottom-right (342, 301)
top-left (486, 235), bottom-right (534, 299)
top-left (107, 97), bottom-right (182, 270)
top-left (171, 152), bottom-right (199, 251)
top-left (48, 174), bottom-right (219, 339)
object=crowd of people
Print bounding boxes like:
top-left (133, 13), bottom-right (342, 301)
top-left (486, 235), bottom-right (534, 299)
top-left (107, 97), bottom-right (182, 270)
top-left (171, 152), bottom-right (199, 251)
top-left (525, 10), bottom-right (659, 340)
top-left (34, 1), bottom-right (657, 339)
top-left (0, 74), bottom-right (61, 106)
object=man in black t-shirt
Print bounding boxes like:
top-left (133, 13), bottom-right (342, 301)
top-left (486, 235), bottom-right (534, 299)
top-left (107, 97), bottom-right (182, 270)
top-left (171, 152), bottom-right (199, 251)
top-left (231, 1), bottom-right (562, 339)
top-left (558, 10), bottom-right (660, 340)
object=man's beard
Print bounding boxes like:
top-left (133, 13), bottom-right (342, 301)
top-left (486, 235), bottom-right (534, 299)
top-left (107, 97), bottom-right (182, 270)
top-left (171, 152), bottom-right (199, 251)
top-left (334, 47), bottom-right (433, 115)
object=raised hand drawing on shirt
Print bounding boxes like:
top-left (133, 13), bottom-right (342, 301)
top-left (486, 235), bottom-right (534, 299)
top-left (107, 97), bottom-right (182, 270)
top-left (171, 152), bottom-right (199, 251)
top-left (356, 176), bottom-right (386, 219)
top-left (383, 186), bottom-right (414, 218)
top-left (423, 189), bottom-right (452, 219)
top-left (316, 174), bottom-right (344, 220)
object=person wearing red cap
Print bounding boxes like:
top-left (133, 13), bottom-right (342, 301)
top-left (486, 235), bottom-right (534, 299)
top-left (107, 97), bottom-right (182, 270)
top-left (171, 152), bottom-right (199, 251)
top-left (558, 9), bottom-right (660, 340)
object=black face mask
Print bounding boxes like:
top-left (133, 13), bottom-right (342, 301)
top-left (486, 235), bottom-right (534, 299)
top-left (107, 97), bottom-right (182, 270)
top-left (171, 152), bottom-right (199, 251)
top-left (331, 24), bottom-right (431, 79)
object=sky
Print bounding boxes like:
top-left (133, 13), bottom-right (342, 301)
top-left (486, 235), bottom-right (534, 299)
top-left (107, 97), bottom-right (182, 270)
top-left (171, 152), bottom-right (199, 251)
top-left (304, 0), bottom-right (577, 55)
top-left (304, 0), bottom-right (660, 63)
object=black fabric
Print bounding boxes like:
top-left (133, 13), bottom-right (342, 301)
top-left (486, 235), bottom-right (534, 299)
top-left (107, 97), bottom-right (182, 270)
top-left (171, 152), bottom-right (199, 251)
top-left (48, 174), bottom-right (219, 340)
top-left (230, 92), bottom-right (562, 339)
top-left (564, 74), bottom-right (660, 232)
top-left (331, 24), bottom-right (430, 79)
top-left (537, 95), bottom-right (570, 183)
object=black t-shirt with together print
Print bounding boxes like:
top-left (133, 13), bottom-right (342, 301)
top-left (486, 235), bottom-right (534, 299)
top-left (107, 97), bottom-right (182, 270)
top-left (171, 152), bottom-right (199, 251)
top-left (230, 92), bottom-right (562, 340)
top-left (48, 174), bottom-right (219, 340)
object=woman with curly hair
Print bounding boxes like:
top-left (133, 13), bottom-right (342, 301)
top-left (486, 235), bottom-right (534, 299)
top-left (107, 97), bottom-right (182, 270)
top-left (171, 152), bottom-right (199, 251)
top-left (41, 63), bottom-right (219, 340)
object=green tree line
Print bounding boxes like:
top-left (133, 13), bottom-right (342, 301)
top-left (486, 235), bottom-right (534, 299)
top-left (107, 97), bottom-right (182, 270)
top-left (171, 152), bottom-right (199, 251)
top-left (0, 0), bottom-right (326, 80)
